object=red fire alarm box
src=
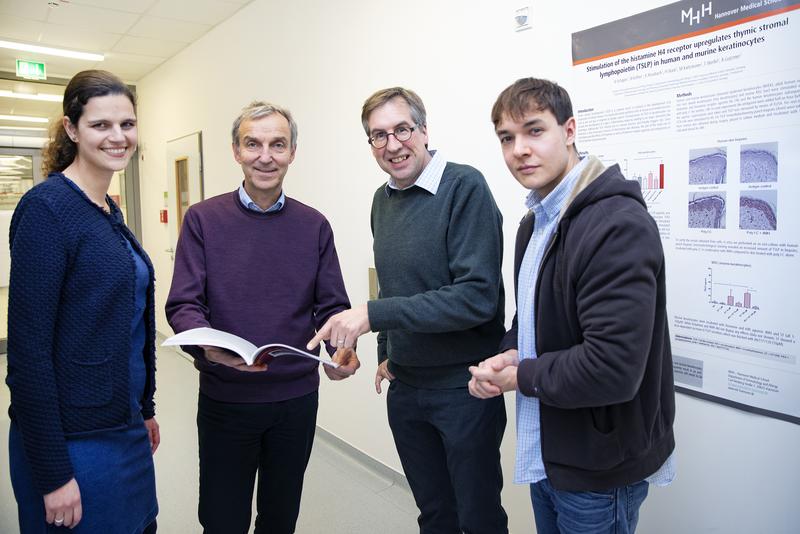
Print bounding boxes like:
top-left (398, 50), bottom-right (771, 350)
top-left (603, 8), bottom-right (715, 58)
top-left (159, 209), bottom-right (168, 223)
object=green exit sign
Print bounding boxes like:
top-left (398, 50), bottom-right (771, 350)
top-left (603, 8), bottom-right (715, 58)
top-left (16, 60), bottom-right (47, 80)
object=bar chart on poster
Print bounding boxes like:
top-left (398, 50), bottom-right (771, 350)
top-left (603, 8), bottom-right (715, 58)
top-left (705, 264), bottom-right (760, 318)
top-left (570, 0), bottom-right (800, 422)
top-left (626, 156), bottom-right (665, 203)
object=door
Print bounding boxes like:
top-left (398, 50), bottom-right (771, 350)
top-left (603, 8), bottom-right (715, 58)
top-left (166, 132), bottom-right (203, 260)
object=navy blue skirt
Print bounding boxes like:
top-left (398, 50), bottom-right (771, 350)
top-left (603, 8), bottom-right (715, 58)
top-left (9, 415), bottom-right (158, 534)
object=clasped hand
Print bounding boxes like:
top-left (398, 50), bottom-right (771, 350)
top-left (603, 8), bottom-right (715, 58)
top-left (468, 349), bottom-right (520, 399)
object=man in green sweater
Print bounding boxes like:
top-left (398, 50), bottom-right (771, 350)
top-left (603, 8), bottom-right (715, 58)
top-left (308, 88), bottom-right (508, 533)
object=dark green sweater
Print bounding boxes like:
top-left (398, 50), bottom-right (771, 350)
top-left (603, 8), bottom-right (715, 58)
top-left (368, 162), bottom-right (505, 388)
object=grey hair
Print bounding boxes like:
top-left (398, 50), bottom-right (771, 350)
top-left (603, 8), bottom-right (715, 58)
top-left (231, 101), bottom-right (298, 148)
top-left (361, 87), bottom-right (427, 136)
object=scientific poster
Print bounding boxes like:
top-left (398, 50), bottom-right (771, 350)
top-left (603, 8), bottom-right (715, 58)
top-left (570, 0), bottom-right (800, 423)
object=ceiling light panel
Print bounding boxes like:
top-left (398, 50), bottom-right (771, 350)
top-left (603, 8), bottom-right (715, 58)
top-left (0, 39), bottom-right (104, 61)
top-left (0, 114), bottom-right (49, 123)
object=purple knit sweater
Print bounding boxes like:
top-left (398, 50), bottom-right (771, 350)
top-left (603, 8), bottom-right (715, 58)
top-left (165, 191), bottom-right (350, 402)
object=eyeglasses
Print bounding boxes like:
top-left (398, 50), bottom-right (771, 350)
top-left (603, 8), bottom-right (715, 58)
top-left (368, 125), bottom-right (417, 148)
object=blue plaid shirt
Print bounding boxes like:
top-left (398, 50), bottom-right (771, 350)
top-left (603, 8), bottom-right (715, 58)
top-left (514, 157), bottom-right (588, 484)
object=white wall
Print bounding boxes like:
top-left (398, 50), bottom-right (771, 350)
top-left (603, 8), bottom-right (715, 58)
top-left (135, 1), bottom-right (799, 533)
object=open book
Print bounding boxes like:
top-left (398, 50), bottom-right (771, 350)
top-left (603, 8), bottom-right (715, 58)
top-left (162, 327), bottom-right (339, 367)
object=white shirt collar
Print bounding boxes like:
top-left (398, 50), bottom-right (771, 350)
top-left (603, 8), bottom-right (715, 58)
top-left (238, 184), bottom-right (285, 213)
top-left (386, 149), bottom-right (445, 196)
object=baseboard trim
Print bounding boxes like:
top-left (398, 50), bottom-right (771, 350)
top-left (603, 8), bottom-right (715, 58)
top-left (314, 426), bottom-right (410, 493)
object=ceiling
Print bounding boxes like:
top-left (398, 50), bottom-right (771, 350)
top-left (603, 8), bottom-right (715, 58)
top-left (0, 77), bottom-right (61, 137)
top-left (0, 0), bottom-right (254, 81)
top-left (0, 0), bottom-right (253, 137)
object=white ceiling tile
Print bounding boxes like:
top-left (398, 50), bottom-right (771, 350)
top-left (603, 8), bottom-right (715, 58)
top-left (46, 3), bottom-right (141, 34)
top-left (128, 15), bottom-right (210, 43)
top-left (0, 0), bottom-right (50, 21)
top-left (0, 15), bottom-right (46, 44)
top-left (68, 0), bottom-right (158, 14)
top-left (112, 35), bottom-right (187, 58)
top-left (105, 51), bottom-right (165, 65)
top-left (39, 23), bottom-right (121, 51)
top-left (102, 57), bottom-right (165, 82)
top-left (147, 0), bottom-right (242, 26)
top-left (0, 19), bottom-right (117, 53)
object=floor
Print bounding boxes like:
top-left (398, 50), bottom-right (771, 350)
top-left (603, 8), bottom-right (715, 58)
top-left (0, 347), bottom-right (419, 533)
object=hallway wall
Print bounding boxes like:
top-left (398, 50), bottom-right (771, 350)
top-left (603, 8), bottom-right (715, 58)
top-left (134, 1), bottom-right (799, 532)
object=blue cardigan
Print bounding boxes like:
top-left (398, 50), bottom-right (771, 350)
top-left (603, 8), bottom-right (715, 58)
top-left (6, 174), bottom-right (157, 495)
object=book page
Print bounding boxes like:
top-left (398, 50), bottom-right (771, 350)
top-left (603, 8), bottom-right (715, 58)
top-left (162, 327), bottom-right (258, 364)
top-left (254, 344), bottom-right (339, 367)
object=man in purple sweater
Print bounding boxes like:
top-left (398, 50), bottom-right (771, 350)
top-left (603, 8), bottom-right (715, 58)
top-left (166, 101), bottom-right (360, 534)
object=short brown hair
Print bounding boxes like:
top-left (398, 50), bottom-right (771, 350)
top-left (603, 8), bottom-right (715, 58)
top-left (361, 87), bottom-right (427, 136)
top-left (491, 78), bottom-right (574, 127)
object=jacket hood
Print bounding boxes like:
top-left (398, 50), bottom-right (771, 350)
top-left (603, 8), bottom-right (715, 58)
top-left (560, 156), bottom-right (646, 220)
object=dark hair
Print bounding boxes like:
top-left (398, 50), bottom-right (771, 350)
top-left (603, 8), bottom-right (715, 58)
top-left (361, 87), bottom-right (427, 136)
top-left (491, 78), bottom-right (574, 127)
top-left (42, 70), bottom-right (136, 175)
